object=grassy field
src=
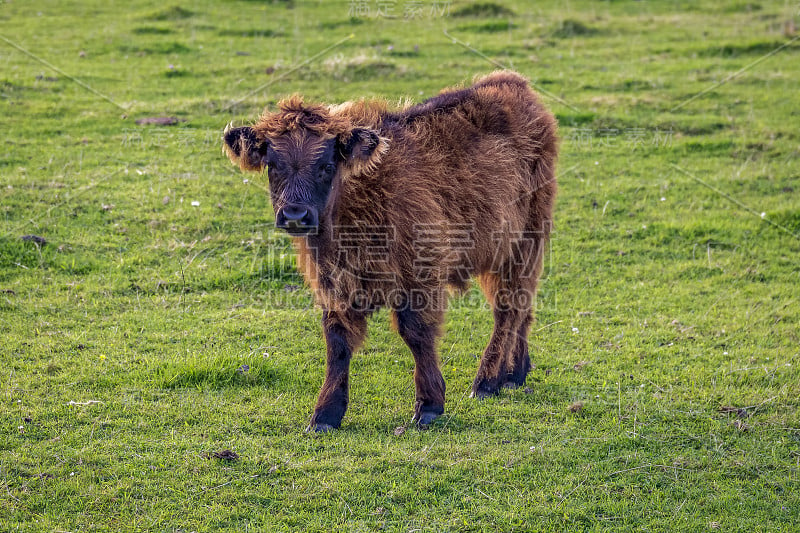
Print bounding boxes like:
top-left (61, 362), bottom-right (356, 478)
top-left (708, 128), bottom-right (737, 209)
top-left (2, 0), bottom-right (799, 530)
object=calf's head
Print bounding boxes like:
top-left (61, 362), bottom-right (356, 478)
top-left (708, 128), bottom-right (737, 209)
top-left (223, 96), bottom-right (388, 236)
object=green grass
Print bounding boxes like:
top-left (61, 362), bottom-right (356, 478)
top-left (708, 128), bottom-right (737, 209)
top-left (1, 0), bottom-right (799, 531)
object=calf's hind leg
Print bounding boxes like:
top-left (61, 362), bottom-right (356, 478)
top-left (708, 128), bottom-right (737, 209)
top-left (502, 309), bottom-right (533, 389)
top-left (502, 229), bottom-right (547, 389)
top-left (471, 285), bottom-right (529, 398)
top-left (473, 262), bottom-right (538, 397)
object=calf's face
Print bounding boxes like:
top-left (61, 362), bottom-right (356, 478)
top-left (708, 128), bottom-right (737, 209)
top-left (265, 132), bottom-right (338, 235)
top-left (223, 124), bottom-right (386, 236)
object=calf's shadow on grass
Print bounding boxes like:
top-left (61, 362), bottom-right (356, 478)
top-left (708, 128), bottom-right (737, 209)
top-left (344, 381), bottom-right (603, 436)
top-left (149, 360), bottom-right (600, 434)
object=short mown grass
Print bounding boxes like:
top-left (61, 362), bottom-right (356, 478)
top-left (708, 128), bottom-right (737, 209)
top-left (1, 0), bottom-right (799, 531)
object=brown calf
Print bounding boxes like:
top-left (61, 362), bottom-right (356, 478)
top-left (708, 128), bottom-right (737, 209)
top-left (223, 71), bottom-right (558, 431)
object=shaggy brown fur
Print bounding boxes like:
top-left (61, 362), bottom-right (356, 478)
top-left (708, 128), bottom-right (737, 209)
top-left (223, 71), bottom-right (558, 431)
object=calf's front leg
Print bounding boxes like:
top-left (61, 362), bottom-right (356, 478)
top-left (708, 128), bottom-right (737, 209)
top-left (394, 307), bottom-right (446, 426)
top-left (307, 309), bottom-right (367, 432)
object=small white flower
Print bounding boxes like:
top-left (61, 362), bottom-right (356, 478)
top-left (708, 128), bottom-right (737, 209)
top-left (660, 197), bottom-right (666, 201)
top-left (594, 161), bottom-right (599, 165)
top-left (760, 212), bottom-right (766, 218)
top-left (723, 351), bottom-right (728, 355)
top-left (572, 327), bottom-right (579, 333)
top-left (191, 201), bottom-right (200, 207)
top-left (243, 179), bottom-right (249, 184)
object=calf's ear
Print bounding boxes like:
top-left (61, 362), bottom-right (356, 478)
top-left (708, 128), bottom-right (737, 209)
top-left (222, 124), bottom-right (269, 171)
top-left (336, 127), bottom-right (389, 177)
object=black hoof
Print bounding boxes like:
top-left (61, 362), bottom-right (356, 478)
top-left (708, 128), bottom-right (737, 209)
top-left (504, 358), bottom-right (531, 388)
top-left (470, 389), bottom-right (499, 400)
top-left (502, 374), bottom-right (529, 389)
top-left (412, 411), bottom-right (441, 427)
top-left (305, 422), bottom-right (336, 433)
top-left (471, 378), bottom-right (501, 399)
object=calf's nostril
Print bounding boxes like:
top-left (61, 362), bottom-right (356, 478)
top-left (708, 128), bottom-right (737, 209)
top-left (282, 206), bottom-right (308, 221)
